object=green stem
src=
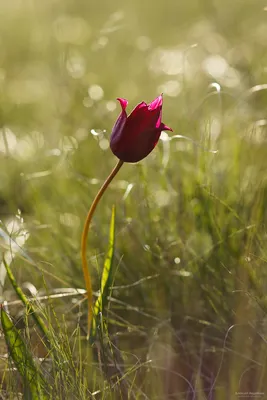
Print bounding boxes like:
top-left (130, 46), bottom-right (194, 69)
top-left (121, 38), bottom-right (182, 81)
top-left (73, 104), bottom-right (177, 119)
top-left (81, 159), bottom-right (124, 338)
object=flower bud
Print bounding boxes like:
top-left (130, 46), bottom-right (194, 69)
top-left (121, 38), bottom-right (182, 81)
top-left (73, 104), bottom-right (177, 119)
top-left (110, 94), bottom-right (172, 163)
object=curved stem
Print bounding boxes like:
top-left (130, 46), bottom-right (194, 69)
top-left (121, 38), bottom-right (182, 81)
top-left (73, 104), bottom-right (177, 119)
top-left (81, 159), bottom-right (124, 338)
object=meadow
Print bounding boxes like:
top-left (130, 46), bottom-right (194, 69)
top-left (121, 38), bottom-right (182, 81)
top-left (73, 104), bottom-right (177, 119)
top-left (0, 0), bottom-right (267, 398)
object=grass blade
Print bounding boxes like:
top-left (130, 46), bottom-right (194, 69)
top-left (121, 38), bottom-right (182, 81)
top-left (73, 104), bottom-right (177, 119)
top-left (1, 305), bottom-right (49, 399)
top-left (2, 258), bottom-right (50, 346)
top-left (91, 205), bottom-right (116, 342)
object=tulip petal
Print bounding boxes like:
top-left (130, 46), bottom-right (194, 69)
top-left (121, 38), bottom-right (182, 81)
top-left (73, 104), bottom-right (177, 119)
top-left (117, 98), bottom-right (128, 111)
top-left (148, 94), bottom-right (163, 110)
top-left (155, 107), bottom-right (162, 129)
top-left (160, 123), bottom-right (173, 132)
top-left (126, 101), bottom-right (161, 135)
top-left (110, 99), bottom-right (128, 148)
top-left (130, 101), bottom-right (147, 115)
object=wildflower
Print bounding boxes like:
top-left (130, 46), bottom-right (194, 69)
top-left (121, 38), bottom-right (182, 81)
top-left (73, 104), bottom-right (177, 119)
top-left (82, 94), bottom-right (172, 338)
top-left (110, 94), bottom-right (172, 162)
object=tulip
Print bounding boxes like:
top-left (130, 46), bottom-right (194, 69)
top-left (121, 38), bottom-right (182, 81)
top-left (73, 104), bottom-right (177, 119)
top-left (82, 94), bottom-right (172, 339)
top-left (110, 94), bottom-right (172, 163)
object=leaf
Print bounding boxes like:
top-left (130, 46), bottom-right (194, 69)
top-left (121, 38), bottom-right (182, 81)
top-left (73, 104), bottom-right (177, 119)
top-left (91, 205), bottom-right (116, 341)
top-left (1, 305), bottom-right (49, 399)
top-left (2, 258), bottom-right (50, 346)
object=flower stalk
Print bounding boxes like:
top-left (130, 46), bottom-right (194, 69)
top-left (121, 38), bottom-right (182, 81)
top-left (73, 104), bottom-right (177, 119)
top-left (82, 93), bottom-right (172, 339)
top-left (81, 159), bottom-right (124, 338)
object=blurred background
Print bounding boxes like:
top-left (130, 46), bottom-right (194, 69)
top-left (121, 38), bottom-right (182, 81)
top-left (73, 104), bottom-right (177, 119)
top-left (1, 0), bottom-right (267, 398)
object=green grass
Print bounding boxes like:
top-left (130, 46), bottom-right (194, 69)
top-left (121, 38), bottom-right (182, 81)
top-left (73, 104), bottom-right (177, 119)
top-left (0, 0), bottom-right (267, 398)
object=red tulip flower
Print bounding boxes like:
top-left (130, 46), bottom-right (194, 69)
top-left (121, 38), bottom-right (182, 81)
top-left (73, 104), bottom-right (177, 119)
top-left (82, 94), bottom-right (172, 339)
top-left (110, 94), bottom-right (172, 163)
